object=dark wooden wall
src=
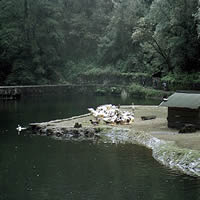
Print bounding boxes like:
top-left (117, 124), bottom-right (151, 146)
top-left (168, 107), bottom-right (200, 128)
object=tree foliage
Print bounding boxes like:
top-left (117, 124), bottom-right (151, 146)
top-left (132, 0), bottom-right (200, 74)
top-left (0, 0), bottom-right (199, 85)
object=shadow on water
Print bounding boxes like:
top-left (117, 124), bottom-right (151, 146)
top-left (0, 93), bottom-right (200, 200)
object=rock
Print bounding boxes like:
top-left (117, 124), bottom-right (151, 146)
top-left (56, 132), bottom-right (62, 137)
top-left (179, 124), bottom-right (196, 134)
top-left (141, 115), bottom-right (157, 120)
top-left (39, 128), bottom-right (46, 135)
top-left (46, 129), bottom-right (54, 136)
top-left (84, 130), bottom-right (94, 137)
top-left (72, 129), bottom-right (80, 138)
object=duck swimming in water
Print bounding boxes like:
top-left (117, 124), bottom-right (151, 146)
top-left (16, 125), bottom-right (27, 134)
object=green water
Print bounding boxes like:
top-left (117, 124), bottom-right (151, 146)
top-left (0, 94), bottom-right (200, 200)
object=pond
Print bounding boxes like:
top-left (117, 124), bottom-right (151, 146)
top-left (0, 93), bottom-right (200, 200)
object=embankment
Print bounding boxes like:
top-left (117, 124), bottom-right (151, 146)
top-left (0, 83), bottom-right (171, 100)
top-left (122, 131), bottom-right (200, 177)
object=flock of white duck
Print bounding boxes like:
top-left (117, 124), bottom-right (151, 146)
top-left (88, 104), bottom-right (134, 125)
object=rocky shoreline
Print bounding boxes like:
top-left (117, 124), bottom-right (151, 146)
top-left (125, 131), bottom-right (200, 177)
top-left (29, 106), bottom-right (200, 177)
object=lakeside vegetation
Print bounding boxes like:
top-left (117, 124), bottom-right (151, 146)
top-left (94, 83), bottom-right (170, 99)
top-left (0, 0), bottom-right (200, 89)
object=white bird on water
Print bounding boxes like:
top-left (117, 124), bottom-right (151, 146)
top-left (16, 125), bottom-right (26, 134)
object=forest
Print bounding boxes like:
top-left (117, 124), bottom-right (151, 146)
top-left (0, 0), bottom-right (200, 87)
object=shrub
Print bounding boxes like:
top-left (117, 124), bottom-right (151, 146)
top-left (95, 88), bottom-right (106, 96)
top-left (128, 83), bottom-right (164, 98)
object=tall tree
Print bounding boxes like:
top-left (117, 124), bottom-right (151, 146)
top-left (132, 0), bottom-right (200, 74)
top-left (98, 0), bottom-right (149, 69)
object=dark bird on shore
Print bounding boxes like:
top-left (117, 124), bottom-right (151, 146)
top-left (74, 122), bottom-right (82, 128)
top-left (90, 119), bottom-right (99, 125)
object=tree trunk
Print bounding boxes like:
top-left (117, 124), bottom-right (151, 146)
top-left (24, 0), bottom-right (29, 41)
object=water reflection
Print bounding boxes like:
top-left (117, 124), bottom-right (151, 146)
top-left (1, 140), bottom-right (200, 200)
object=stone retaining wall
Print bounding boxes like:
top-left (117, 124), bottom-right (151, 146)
top-left (0, 84), bottom-right (131, 99)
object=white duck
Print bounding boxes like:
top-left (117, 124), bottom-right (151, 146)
top-left (16, 125), bottom-right (26, 133)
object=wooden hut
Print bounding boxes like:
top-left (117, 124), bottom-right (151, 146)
top-left (160, 92), bottom-right (200, 129)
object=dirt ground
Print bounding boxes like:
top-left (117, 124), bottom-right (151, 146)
top-left (46, 105), bottom-right (200, 151)
top-left (127, 106), bottom-right (200, 151)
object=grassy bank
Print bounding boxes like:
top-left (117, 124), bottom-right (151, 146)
top-left (94, 83), bottom-right (172, 99)
top-left (127, 83), bottom-right (171, 99)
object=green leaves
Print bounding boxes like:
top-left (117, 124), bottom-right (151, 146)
top-left (132, 0), bottom-right (200, 74)
top-left (0, 0), bottom-right (199, 85)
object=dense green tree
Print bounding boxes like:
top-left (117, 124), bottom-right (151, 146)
top-left (195, 0), bottom-right (200, 37)
top-left (63, 0), bottom-right (112, 60)
top-left (132, 0), bottom-right (200, 74)
top-left (0, 0), bottom-right (25, 84)
top-left (0, 0), bottom-right (66, 84)
top-left (0, 0), bottom-right (199, 85)
top-left (97, 0), bottom-right (149, 69)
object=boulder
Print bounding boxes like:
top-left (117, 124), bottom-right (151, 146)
top-left (179, 124), bottom-right (196, 134)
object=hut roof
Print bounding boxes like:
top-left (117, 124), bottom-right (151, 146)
top-left (160, 92), bottom-right (200, 109)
